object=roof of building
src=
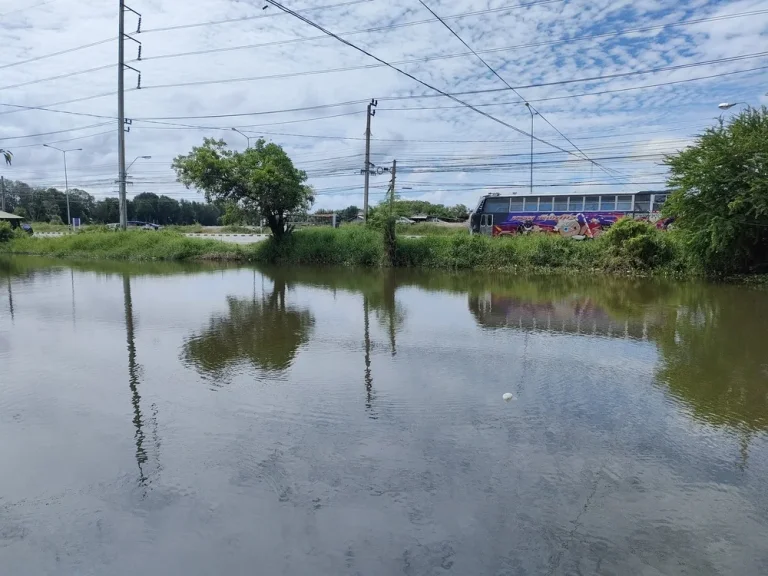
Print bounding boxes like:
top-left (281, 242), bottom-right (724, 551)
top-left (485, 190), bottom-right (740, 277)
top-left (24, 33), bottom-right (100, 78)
top-left (0, 210), bottom-right (23, 220)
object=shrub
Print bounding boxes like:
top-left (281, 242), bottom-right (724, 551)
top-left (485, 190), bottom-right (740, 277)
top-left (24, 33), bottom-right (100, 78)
top-left (0, 221), bottom-right (14, 243)
top-left (49, 215), bottom-right (64, 225)
top-left (601, 218), bottom-right (674, 270)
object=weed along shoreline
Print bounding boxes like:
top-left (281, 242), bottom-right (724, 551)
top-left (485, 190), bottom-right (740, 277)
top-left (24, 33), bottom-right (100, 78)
top-left (0, 222), bottom-right (698, 277)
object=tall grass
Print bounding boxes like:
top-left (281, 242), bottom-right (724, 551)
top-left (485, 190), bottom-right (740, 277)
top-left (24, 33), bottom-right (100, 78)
top-left (4, 230), bottom-right (244, 261)
top-left (1, 226), bottom-right (689, 275)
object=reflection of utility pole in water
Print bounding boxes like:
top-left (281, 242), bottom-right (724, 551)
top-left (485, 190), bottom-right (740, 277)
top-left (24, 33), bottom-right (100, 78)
top-left (6, 275), bottom-right (13, 322)
top-left (738, 429), bottom-right (753, 472)
top-left (123, 273), bottom-right (149, 486)
top-left (384, 273), bottom-right (397, 356)
top-left (363, 295), bottom-right (376, 419)
top-left (70, 269), bottom-right (76, 327)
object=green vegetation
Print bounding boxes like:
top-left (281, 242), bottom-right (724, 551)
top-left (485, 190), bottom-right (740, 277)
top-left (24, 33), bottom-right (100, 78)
top-left (0, 222), bottom-right (14, 243)
top-left (0, 180), bottom-right (222, 226)
top-left (3, 230), bottom-right (242, 261)
top-left (369, 199), bottom-right (469, 221)
top-left (0, 226), bottom-right (687, 276)
top-left (664, 106), bottom-right (768, 275)
top-left (173, 137), bottom-right (312, 240)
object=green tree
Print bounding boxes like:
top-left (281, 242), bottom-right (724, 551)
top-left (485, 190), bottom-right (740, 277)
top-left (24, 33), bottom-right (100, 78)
top-left (157, 195), bottom-right (181, 224)
top-left (664, 106), bottom-right (768, 274)
top-left (1, 149), bottom-right (11, 166)
top-left (219, 200), bottom-right (245, 225)
top-left (338, 205), bottom-right (360, 222)
top-left (172, 138), bottom-right (313, 240)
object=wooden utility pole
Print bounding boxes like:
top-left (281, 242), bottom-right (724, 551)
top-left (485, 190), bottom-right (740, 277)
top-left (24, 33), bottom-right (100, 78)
top-left (1, 176), bottom-right (5, 212)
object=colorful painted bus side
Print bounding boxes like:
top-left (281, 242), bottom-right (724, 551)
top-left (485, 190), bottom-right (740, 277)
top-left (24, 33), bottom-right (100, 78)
top-left (469, 192), bottom-right (673, 239)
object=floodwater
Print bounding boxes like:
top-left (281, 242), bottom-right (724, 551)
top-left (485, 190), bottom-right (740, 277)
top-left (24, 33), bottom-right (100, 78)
top-left (1, 258), bottom-right (767, 576)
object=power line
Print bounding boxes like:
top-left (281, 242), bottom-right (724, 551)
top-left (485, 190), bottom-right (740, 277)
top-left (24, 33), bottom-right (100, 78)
top-left (139, 0), bottom-right (372, 34)
top-left (0, 122), bottom-right (113, 141)
top-left (8, 129), bottom-right (115, 149)
top-left (379, 65), bottom-right (768, 111)
top-left (0, 64), bottom-right (114, 93)
top-left (414, 0), bottom-right (621, 183)
top-left (0, 38), bottom-right (114, 71)
top-left (139, 0), bottom-right (567, 62)
top-left (136, 7), bottom-right (767, 66)
top-left (136, 49), bottom-right (768, 93)
top-left (0, 0), bottom-right (58, 18)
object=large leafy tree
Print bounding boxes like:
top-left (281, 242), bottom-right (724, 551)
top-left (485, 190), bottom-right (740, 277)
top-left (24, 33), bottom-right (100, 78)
top-left (664, 106), bottom-right (768, 274)
top-left (172, 138), bottom-right (313, 239)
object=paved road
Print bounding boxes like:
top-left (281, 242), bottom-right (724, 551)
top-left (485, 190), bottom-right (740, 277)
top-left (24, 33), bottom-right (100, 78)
top-left (185, 234), bottom-right (270, 244)
top-left (34, 232), bottom-right (270, 244)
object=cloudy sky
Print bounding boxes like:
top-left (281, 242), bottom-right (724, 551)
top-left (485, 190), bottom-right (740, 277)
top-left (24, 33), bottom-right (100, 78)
top-left (0, 0), bottom-right (766, 210)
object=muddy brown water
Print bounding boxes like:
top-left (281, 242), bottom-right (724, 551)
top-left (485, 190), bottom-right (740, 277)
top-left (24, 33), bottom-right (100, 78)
top-left (1, 257), bottom-right (767, 575)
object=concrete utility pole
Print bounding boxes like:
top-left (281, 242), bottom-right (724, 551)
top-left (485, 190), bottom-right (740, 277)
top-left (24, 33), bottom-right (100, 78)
top-left (362, 99), bottom-right (377, 221)
top-left (117, 1), bottom-right (142, 230)
top-left (118, 0), bottom-right (127, 229)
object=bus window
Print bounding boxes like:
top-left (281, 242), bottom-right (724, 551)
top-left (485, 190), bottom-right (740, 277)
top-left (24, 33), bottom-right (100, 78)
top-left (539, 196), bottom-right (553, 212)
top-left (635, 193), bottom-right (651, 212)
top-left (584, 195), bottom-right (599, 211)
top-left (568, 196), bottom-right (584, 211)
top-left (509, 197), bottom-right (524, 212)
top-left (600, 195), bottom-right (616, 211)
top-left (617, 195), bottom-right (632, 211)
top-left (554, 196), bottom-right (568, 211)
top-left (523, 197), bottom-right (538, 212)
top-left (484, 197), bottom-right (511, 213)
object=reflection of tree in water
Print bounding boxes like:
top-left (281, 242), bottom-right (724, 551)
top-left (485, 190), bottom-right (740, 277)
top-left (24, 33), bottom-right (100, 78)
top-left (650, 285), bottom-right (768, 435)
top-left (182, 276), bottom-right (314, 378)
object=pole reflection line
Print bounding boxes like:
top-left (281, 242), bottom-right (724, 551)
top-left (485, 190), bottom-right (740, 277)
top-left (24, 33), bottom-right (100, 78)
top-left (6, 275), bottom-right (13, 322)
top-left (122, 274), bottom-right (148, 485)
top-left (363, 294), bottom-right (376, 419)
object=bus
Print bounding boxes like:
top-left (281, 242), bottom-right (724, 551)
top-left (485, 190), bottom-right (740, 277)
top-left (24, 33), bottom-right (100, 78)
top-left (469, 192), bottom-right (671, 239)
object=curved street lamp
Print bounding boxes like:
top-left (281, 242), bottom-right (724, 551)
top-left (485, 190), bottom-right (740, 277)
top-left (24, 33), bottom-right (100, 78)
top-left (718, 102), bottom-right (748, 110)
top-left (43, 144), bottom-right (82, 227)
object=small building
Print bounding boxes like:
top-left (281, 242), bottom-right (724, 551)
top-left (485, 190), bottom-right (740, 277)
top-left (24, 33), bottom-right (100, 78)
top-left (0, 210), bottom-right (23, 226)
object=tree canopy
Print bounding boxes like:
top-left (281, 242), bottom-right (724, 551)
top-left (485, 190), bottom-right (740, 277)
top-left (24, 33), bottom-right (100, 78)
top-left (1, 148), bottom-right (11, 166)
top-left (173, 138), bottom-right (313, 239)
top-left (369, 199), bottom-right (469, 221)
top-left (0, 178), bottom-right (222, 225)
top-left (664, 106), bottom-right (768, 274)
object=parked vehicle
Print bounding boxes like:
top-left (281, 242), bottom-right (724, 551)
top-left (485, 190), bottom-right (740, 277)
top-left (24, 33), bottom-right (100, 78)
top-left (469, 192), bottom-right (671, 239)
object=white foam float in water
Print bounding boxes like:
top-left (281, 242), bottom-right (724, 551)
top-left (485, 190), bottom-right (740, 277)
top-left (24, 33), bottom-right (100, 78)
top-left (502, 393), bottom-right (514, 402)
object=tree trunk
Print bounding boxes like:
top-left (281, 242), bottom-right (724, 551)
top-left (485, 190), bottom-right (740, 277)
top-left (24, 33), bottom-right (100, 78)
top-left (267, 213), bottom-right (284, 241)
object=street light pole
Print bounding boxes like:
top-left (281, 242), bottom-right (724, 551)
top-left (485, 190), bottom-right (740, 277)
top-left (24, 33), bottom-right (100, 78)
top-left (524, 103), bottom-right (535, 196)
top-left (231, 128), bottom-right (252, 149)
top-left (44, 144), bottom-right (82, 227)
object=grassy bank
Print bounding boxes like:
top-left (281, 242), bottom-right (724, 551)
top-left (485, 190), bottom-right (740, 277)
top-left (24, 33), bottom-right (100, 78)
top-left (0, 224), bottom-right (689, 276)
